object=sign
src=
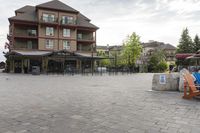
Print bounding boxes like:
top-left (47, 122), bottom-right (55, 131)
top-left (159, 75), bottom-right (166, 84)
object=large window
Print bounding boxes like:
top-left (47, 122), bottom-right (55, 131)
top-left (62, 16), bottom-right (74, 24)
top-left (63, 29), bottom-right (70, 37)
top-left (42, 14), bottom-right (55, 22)
top-left (46, 39), bottom-right (54, 49)
top-left (46, 27), bottom-right (54, 36)
top-left (63, 40), bottom-right (70, 50)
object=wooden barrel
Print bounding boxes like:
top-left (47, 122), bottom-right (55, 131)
top-left (152, 73), bottom-right (180, 91)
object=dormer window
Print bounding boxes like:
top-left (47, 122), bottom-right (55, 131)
top-left (42, 14), bottom-right (55, 22)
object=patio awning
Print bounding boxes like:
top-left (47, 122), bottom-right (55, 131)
top-left (6, 50), bottom-right (52, 57)
top-left (176, 53), bottom-right (194, 59)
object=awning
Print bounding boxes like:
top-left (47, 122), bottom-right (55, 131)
top-left (176, 53), bottom-right (194, 59)
top-left (6, 50), bottom-right (52, 57)
top-left (6, 50), bottom-right (113, 60)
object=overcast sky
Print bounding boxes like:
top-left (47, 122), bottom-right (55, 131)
top-left (1, 0), bottom-right (200, 61)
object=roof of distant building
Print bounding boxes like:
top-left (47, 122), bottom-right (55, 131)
top-left (142, 41), bottom-right (176, 50)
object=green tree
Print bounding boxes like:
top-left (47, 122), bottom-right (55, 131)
top-left (121, 32), bottom-right (142, 67)
top-left (193, 34), bottom-right (200, 52)
top-left (148, 50), bottom-right (167, 72)
top-left (177, 28), bottom-right (194, 53)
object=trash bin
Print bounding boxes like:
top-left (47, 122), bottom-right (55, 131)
top-left (152, 73), bottom-right (179, 91)
top-left (32, 66), bottom-right (40, 75)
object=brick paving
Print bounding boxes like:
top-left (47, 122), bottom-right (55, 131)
top-left (0, 73), bottom-right (200, 133)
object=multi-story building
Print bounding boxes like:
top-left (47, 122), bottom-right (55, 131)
top-left (137, 41), bottom-right (176, 72)
top-left (6, 0), bottom-right (99, 73)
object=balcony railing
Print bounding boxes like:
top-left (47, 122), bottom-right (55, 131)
top-left (41, 16), bottom-right (58, 23)
top-left (77, 35), bottom-right (94, 41)
top-left (60, 19), bottom-right (77, 25)
top-left (77, 44), bottom-right (93, 52)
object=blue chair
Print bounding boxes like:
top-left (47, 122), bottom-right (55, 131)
top-left (193, 72), bottom-right (200, 90)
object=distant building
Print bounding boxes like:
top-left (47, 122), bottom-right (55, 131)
top-left (5, 0), bottom-right (99, 73)
top-left (136, 41), bottom-right (176, 72)
top-left (97, 45), bottom-right (122, 57)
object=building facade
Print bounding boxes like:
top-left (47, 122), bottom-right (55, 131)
top-left (137, 41), bottom-right (176, 72)
top-left (6, 0), bottom-right (99, 73)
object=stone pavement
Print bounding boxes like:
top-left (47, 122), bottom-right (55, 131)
top-left (0, 73), bottom-right (200, 133)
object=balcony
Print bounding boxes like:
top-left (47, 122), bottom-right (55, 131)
top-left (40, 16), bottom-right (58, 25)
top-left (14, 29), bottom-right (37, 39)
top-left (14, 40), bottom-right (38, 50)
top-left (77, 44), bottom-right (94, 52)
top-left (60, 19), bottom-right (77, 28)
top-left (77, 33), bottom-right (95, 43)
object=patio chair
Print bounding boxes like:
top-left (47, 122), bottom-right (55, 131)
top-left (193, 72), bottom-right (200, 88)
top-left (183, 73), bottom-right (200, 99)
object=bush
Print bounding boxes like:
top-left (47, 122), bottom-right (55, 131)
top-left (157, 61), bottom-right (168, 72)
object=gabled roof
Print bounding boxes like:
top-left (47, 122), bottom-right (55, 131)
top-left (159, 44), bottom-right (176, 50)
top-left (142, 41), bottom-right (164, 48)
top-left (9, 0), bottom-right (99, 29)
top-left (79, 13), bottom-right (91, 22)
top-left (36, 0), bottom-right (78, 13)
top-left (15, 5), bottom-right (35, 13)
top-left (77, 14), bottom-right (99, 29)
top-left (9, 6), bottom-right (37, 22)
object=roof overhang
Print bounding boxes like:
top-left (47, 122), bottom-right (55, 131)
top-left (6, 50), bottom-right (52, 57)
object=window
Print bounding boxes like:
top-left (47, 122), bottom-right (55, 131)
top-left (77, 34), bottom-right (82, 39)
top-left (46, 27), bottom-right (54, 36)
top-left (27, 41), bottom-right (32, 49)
top-left (63, 29), bottom-right (70, 37)
top-left (62, 16), bottom-right (74, 24)
top-left (63, 40), bottom-right (70, 50)
top-left (46, 39), bottom-right (54, 49)
top-left (43, 14), bottom-right (55, 22)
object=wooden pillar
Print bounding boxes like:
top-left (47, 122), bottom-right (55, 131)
top-left (42, 57), bottom-right (48, 73)
top-left (21, 59), bottom-right (24, 73)
top-left (10, 59), bottom-right (14, 73)
top-left (27, 59), bottom-right (30, 73)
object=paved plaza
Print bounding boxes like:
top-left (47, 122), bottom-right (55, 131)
top-left (0, 73), bottom-right (200, 133)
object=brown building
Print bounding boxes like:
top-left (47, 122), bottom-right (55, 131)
top-left (137, 41), bottom-right (176, 72)
top-left (6, 0), bottom-right (99, 73)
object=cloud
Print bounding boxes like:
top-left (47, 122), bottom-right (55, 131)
top-left (1, 0), bottom-right (200, 61)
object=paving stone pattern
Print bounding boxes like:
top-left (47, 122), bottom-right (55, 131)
top-left (0, 73), bottom-right (200, 133)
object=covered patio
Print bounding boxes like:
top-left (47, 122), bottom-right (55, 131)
top-left (5, 50), bottom-right (106, 74)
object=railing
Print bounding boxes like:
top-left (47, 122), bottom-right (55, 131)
top-left (60, 19), bottom-right (77, 25)
top-left (41, 16), bottom-right (58, 23)
top-left (77, 35), bottom-right (94, 41)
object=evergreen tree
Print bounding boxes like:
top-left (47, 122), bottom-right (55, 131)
top-left (177, 28), bottom-right (193, 53)
top-left (193, 34), bottom-right (200, 52)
